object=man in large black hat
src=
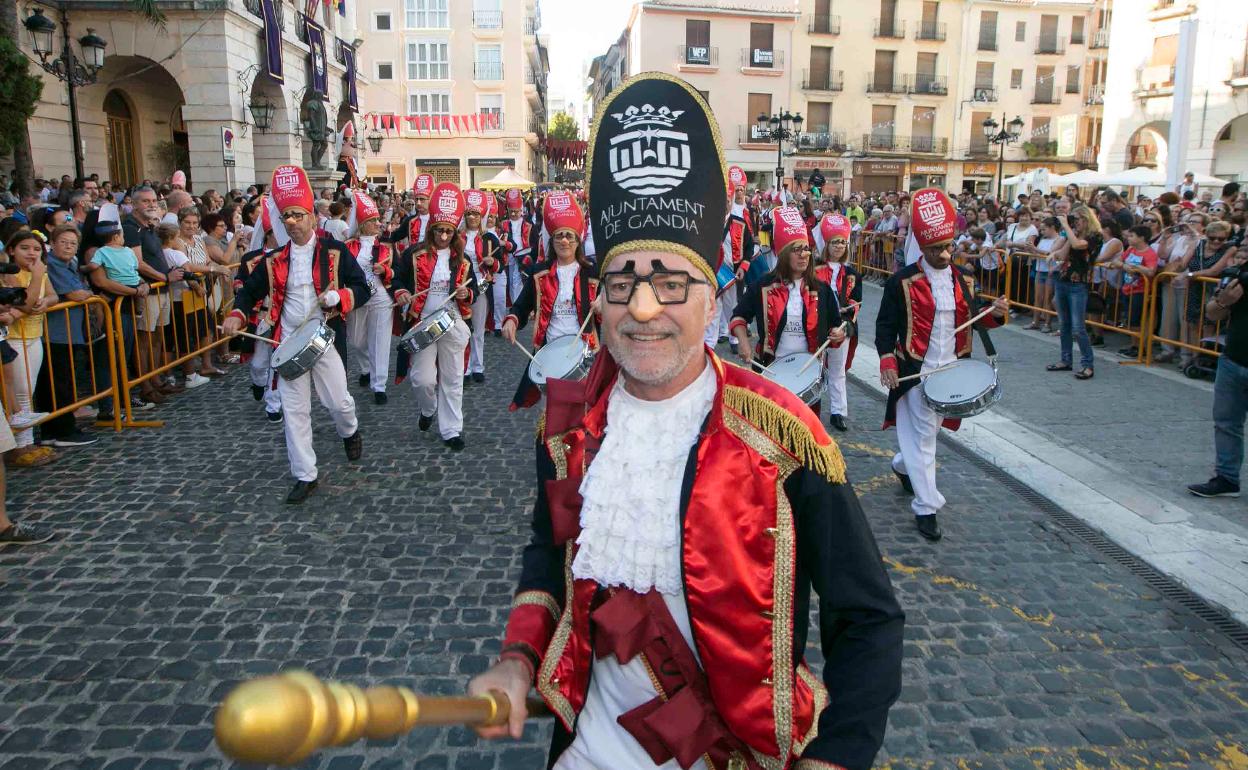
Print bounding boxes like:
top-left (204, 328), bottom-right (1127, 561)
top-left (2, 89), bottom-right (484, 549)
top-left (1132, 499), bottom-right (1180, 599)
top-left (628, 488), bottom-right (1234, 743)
top-left (468, 73), bottom-right (903, 770)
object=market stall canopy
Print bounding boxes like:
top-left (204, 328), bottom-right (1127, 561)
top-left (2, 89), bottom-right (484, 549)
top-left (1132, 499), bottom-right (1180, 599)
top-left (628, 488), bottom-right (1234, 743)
top-left (1069, 166), bottom-right (1230, 188)
top-left (480, 167), bottom-right (536, 190)
top-left (1002, 167), bottom-right (1053, 193)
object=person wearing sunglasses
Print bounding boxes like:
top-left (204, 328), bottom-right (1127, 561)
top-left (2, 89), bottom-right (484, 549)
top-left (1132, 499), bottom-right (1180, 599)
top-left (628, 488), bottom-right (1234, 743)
top-left (1177, 221), bottom-right (1237, 368)
top-left (469, 73), bottom-right (902, 770)
top-left (222, 165), bottom-right (370, 504)
top-left (502, 191), bottom-right (598, 410)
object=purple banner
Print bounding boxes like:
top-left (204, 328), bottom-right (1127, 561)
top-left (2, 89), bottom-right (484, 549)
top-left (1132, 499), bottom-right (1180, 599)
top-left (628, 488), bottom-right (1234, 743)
top-left (261, 0), bottom-right (283, 82)
top-left (341, 41), bottom-right (358, 112)
top-left (305, 15), bottom-right (328, 95)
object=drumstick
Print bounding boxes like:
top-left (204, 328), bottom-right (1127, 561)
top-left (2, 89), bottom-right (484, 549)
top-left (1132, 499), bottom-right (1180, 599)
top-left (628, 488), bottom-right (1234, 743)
top-left (953, 306), bottom-right (998, 335)
top-left (219, 326), bottom-right (277, 346)
top-left (510, 337), bottom-right (538, 364)
top-left (896, 361), bottom-right (960, 383)
top-left (798, 322), bottom-right (848, 375)
top-left (576, 307), bottom-right (595, 337)
top-left (411, 278), bottom-right (472, 301)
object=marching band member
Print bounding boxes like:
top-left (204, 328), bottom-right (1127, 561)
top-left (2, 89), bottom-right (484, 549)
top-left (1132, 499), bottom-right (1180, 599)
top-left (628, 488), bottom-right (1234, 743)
top-left (391, 174), bottom-right (434, 384)
top-left (345, 190), bottom-right (394, 404)
top-left (482, 192), bottom-right (505, 334)
top-left (461, 189), bottom-right (501, 384)
top-left (469, 73), bottom-right (902, 770)
top-left (716, 183), bottom-right (756, 354)
top-left (729, 206), bottom-right (846, 399)
top-left (236, 221), bottom-right (283, 424)
top-left (876, 189), bottom-right (1009, 541)
top-left (500, 188), bottom-right (534, 313)
top-left (501, 190), bottom-right (598, 410)
top-left (224, 165), bottom-right (370, 504)
top-left (813, 212), bottom-right (862, 431)
top-left (390, 183), bottom-right (479, 451)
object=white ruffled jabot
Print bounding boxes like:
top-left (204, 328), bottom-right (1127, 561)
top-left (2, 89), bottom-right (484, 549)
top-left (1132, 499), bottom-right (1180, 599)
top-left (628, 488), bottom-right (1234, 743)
top-left (571, 363), bottom-right (717, 596)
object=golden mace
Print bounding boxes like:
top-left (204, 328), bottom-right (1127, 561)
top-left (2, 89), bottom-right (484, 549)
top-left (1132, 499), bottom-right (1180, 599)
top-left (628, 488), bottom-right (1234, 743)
top-left (214, 670), bottom-right (550, 766)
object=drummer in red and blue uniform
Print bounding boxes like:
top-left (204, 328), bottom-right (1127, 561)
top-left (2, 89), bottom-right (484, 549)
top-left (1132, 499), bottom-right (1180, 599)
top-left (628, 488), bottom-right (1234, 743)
top-left (729, 205), bottom-right (846, 414)
top-left (501, 190), bottom-right (598, 410)
top-left (812, 212), bottom-right (861, 432)
top-left (876, 188), bottom-right (1009, 542)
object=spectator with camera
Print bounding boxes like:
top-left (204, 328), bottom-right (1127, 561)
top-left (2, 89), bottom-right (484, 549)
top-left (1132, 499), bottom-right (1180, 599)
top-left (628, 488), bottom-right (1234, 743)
top-left (1189, 243), bottom-right (1248, 498)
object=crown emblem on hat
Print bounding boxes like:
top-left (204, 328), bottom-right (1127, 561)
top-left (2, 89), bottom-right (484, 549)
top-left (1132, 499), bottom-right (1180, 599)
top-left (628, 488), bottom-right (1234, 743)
top-left (611, 103), bottom-right (684, 130)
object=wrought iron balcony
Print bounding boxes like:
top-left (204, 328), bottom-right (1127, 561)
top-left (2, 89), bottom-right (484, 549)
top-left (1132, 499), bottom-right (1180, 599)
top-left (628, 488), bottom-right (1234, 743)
top-left (912, 74), bottom-right (948, 95)
top-left (1036, 36), bottom-right (1066, 55)
top-left (866, 73), bottom-right (909, 94)
top-left (741, 48), bottom-right (784, 68)
top-left (807, 14), bottom-right (841, 35)
top-left (797, 131), bottom-right (850, 153)
top-left (678, 44), bottom-right (718, 66)
top-left (1031, 88), bottom-right (1062, 104)
top-left (802, 69), bottom-right (844, 91)
top-left (1091, 30), bottom-right (1109, 49)
top-left (860, 134), bottom-right (948, 154)
top-left (971, 85), bottom-right (998, 102)
top-left (1086, 83), bottom-right (1105, 105)
top-left (915, 21), bottom-right (946, 41)
top-left (874, 18), bottom-right (906, 39)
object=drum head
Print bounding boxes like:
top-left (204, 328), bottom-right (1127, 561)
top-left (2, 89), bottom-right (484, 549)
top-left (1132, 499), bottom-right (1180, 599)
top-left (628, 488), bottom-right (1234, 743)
top-left (530, 335), bottom-right (587, 385)
top-left (765, 353), bottom-right (821, 397)
top-left (272, 318), bottom-right (323, 368)
top-left (922, 360), bottom-right (996, 403)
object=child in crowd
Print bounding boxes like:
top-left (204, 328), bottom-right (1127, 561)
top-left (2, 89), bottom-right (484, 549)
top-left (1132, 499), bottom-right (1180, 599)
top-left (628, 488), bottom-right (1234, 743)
top-left (1110, 225), bottom-right (1159, 357)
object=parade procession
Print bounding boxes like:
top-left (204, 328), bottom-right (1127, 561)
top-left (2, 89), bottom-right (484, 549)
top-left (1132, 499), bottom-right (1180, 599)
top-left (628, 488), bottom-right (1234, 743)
top-left (4, 1), bottom-right (1248, 769)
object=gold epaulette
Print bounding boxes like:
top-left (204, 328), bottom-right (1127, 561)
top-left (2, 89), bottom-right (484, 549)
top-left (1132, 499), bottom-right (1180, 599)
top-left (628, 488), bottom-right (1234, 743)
top-left (722, 385), bottom-right (847, 485)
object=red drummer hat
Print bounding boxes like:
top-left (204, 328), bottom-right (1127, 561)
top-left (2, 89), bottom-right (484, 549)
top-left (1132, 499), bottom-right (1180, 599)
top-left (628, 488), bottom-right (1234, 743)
top-left (820, 212), bottom-right (851, 242)
top-left (352, 189), bottom-right (380, 223)
top-left (728, 165), bottom-right (747, 193)
top-left (505, 188), bottom-right (524, 211)
top-left (772, 206), bottom-right (811, 256)
top-left (429, 182), bottom-right (465, 228)
top-left (412, 173), bottom-right (435, 199)
top-left (910, 187), bottom-right (957, 248)
top-left (270, 164), bottom-right (314, 214)
top-left (463, 188), bottom-right (488, 216)
top-left (543, 190), bottom-right (584, 239)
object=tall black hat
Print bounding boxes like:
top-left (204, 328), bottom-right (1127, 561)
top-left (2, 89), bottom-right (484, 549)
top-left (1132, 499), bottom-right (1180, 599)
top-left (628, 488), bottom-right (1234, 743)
top-left (586, 73), bottom-right (728, 283)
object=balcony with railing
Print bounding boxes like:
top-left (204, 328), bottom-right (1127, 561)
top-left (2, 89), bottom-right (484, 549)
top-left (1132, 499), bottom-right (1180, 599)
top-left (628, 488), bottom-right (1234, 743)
top-left (875, 18), bottom-right (906, 39)
top-left (473, 10), bottom-right (502, 28)
top-left (1036, 36), bottom-right (1066, 55)
top-left (860, 134), bottom-right (948, 154)
top-left (912, 74), bottom-right (948, 95)
top-left (971, 84), bottom-right (998, 102)
top-left (1086, 83), bottom-right (1105, 105)
top-left (524, 15), bottom-right (539, 34)
top-left (1023, 139), bottom-right (1058, 158)
top-left (910, 136), bottom-right (948, 154)
top-left (807, 13), bottom-right (841, 35)
top-left (1090, 29), bottom-right (1109, 49)
top-left (915, 21), bottom-right (947, 41)
top-left (1031, 86), bottom-right (1061, 104)
top-left (740, 124), bottom-right (774, 144)
top-left (1134, 65), bottom-right (1175, 97)
top-left (741, 48), bottom-right (784, 70)
top-left (802, 68), bottom-right (844, 92)
top-left (968, 139), bottom-right (991, 157)
top-left (333, 40), bottom-right (346, 65)
top-left (475, 61), bottom-right (503, 80)
top-left (1078, 146), bottom-right (1098, 165)
top-left (797, 130), bottom-right (850, 153)
top-left (678, 44), bottom-right (719, 67)
top-left (978, 32), bottom-right (998, 51)
top-left (866, 73), bottom-right (909, 94)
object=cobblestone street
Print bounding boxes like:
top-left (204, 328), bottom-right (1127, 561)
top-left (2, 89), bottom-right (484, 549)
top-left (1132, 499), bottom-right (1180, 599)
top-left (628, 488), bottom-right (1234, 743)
top-left (2, 337), bottom-right (1248, 770)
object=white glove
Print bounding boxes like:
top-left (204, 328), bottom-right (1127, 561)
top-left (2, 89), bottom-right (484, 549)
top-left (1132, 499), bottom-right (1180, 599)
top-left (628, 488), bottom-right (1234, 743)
top-left (318, 291), bottom-right (340, 309)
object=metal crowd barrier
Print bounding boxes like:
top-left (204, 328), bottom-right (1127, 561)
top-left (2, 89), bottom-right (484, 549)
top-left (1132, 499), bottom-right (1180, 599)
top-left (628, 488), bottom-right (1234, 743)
top-left (1144, 273), bottom-right (1224, 370)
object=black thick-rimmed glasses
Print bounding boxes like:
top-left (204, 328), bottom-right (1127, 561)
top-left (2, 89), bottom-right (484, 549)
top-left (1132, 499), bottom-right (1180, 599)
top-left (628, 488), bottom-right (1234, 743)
top-left (601, 270), bottom-right (710, 305)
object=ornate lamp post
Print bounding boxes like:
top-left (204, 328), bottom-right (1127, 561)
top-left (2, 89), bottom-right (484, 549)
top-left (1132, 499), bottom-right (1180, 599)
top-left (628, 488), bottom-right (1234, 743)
top-left (755, 109), bottom-right (803, 195)
top-left (981, 113), bottom-right (1024, 201)
top-left (23, 6), bottom-right (108, 180)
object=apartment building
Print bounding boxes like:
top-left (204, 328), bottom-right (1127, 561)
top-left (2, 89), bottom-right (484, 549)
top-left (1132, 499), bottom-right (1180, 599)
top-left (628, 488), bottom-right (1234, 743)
top-left (355, 0), bottom-right (549, 190)
top-left (1100, 0), bottom-right (1248, 181)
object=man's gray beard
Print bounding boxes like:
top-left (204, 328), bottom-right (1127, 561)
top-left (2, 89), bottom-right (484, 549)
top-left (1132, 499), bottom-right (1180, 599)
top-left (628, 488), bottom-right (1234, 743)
top-left (612, 331), bottom-right (703, 387)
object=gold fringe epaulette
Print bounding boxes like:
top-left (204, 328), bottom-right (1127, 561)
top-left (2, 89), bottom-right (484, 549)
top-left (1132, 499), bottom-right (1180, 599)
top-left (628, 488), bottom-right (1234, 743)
top-left (535, 410), bottom-right (547, 441)
top-left (722, 385), bottom-right (847, 485)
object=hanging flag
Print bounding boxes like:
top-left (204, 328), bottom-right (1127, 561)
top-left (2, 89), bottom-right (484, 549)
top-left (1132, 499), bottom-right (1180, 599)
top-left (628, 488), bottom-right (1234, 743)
top-left (369, 113), bottom-right (378, 130)
top-left (336, 0), bottom-right (346, 17)
top-left (341, 42), bottom-right (358, 112)
top-left (442, 115), bottom-right (451, 132)
top-left (304, 15), bottom-right (328, 95)
top-left (261, 0), bottom-right (284, 82)
top-left (471, 114), bottom-right (480, 133)
top-left (453, 115), bottom-right (463, 133)
top-left (304, 0), bottom-right (319, 18)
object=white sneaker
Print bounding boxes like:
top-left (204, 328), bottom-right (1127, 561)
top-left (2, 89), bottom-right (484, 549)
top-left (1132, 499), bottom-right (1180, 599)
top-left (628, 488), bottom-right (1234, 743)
top-left (184, 372), bottom-right (211, 389)
top-left (9, 411), bottom-right (48, 429)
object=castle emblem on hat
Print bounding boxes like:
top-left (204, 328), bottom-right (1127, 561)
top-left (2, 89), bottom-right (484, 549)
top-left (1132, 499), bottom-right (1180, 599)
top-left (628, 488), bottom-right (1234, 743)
top-left (607, 103), bottom-right (690, 196)
top-left (914, 190), bottom-right (948, 228)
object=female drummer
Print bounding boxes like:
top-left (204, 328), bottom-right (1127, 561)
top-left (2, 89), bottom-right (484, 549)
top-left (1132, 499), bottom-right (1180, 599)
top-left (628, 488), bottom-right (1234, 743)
top-left (460, 190), bottom-right (502, 384)
top-left (501, 190), bottom-right (598, 410)
top-left (390, 183), bottom-right (478, 451)
top-left (729, 205), bottom-right (845, 414)
top-left (813, 212), bottom-right (862, 431)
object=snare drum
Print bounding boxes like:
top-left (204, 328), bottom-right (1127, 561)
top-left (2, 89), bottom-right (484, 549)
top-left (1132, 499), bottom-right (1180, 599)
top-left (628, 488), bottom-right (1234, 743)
top-left (528, 334), bottom-right (593, 388)
top-left (921, 359), bottom-right (1001, 418)
top-left (400, 303), bottom-right (456, 355)
top-left (271, 317), bottom-right (335, 380)
top-left (715, 262), bottom-right (737, 297)
top-left (762, 353), bottom-right (823, 406)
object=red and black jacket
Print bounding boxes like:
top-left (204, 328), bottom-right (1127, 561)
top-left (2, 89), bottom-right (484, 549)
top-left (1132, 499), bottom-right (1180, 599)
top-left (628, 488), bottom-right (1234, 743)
top-left (390, 245), bottom-right (480, 325)
top-left (461, 229), bottom-right (503, 285)
top-left (505, 263), bottom-right (599, 411)
top-left (500, 218), bottom-right (535, 271)
top-left (729, 272), bottom-right (842, 365)
top-left (345, 237), bottom-right (394, 290)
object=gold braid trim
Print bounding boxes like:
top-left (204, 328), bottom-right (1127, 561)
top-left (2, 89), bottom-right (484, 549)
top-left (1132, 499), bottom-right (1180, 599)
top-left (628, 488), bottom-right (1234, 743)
top-left (535, 410), bottom-right (547, 441)
top-left (722, 386), bottom-right (847, 485)
top-left (511, 590), bottom-right (560, 622)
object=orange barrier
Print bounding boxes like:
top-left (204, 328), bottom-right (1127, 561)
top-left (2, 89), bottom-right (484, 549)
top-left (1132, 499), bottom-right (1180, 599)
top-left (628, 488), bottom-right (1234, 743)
top-left (0, 296), bottom-right (123, 442)
top-left (850, 232), bottom-right (903, 280)
top-left (1143, 273), bottom-right (1224, 370)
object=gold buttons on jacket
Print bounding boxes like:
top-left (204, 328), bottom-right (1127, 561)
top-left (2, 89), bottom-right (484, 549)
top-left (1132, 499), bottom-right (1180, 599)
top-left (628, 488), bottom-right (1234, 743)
top-left (762, 676), bottom-right (774, 686)
top-left (764, 527), bottom-right (778, 537)
top-left (762, 609), bottom-right (775, 619)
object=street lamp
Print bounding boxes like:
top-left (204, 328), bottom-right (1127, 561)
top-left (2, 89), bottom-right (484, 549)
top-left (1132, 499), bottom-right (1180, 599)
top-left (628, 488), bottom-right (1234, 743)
top-left (248, 98), bottom-right (276, 134)
top-left (755, 109), bottom-right (803, 195)
top-left (982, 113), bottom-right (1024, 201)
top-left (24, 6), bottom-right (109, 180)
top-left (366, 129), bottom-right (384, 155)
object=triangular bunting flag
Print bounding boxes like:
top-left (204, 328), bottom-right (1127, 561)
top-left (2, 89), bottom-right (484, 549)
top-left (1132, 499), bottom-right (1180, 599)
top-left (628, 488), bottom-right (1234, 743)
top-left (471, 113), bottom-right (480, 133)
top-left (442, 115), bottom-right (451, 132)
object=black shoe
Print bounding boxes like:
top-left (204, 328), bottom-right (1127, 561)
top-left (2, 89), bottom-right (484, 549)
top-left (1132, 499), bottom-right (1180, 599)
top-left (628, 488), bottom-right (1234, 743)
top-left (266, 410), bottom-right (283, 424)
top-left (463, 376), bottom-right (472, 386)
top-left (251, 384), bottom-right (264, 401)
top-left (286, 479), bottom-right (318, 504)
top-left (444, 436), bottom-right (465, 451)
top-left (915, 514), bottom-right (942, 541)
top-left (358, 373), bottom-right (370, 387)
top-left (472, 372), bottom-right (485, 383)
top-left (1188, 476), bottom-right (1241, 498)
top-left (419, 414), bottom-right (433, 432)
top-left (374, 392), bottom-right (388, 405)
top-left (829, 415), bottom-right (847, 432)
top-left (343, 430), bottom-right (363, 461)
top-left (492, 329), bottom-right (502, 337)
top-left (0, 521), bottom-right (55, 546)
top-left (48, 430), bottom-right (98, 448)
top-left (893, 467), bottom-right (914, 494)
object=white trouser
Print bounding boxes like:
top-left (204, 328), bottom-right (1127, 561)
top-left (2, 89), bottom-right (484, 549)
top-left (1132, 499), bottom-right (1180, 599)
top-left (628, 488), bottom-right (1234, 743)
top-left (892, 386), bottom-right (945, 517)
top-left (10, 337), bottom-right (44, 447)
top-left (249, 337), bottom-right (282, 414)
top-left (492, 276), bottom-right (509, 328)
top-left (823, 343), bottom-right (849, 417)
top-left (277, 345), bottom-right (358, 482)
top-left (467, 293), bottom-right (488, 374)
top-left (718, 286), bottom-right (740, 344)
top-left (347, 297), bottom-right (393, 392)
top-left (409, 316), bottom-right (470, 439)
top-left (508, 260), bottom-right (525, 304)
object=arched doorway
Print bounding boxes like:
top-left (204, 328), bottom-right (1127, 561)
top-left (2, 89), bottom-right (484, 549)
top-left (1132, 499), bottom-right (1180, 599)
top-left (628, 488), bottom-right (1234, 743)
top-left (104, 90), bottom-right (138, 187)
top-left (250, 73), bottom-right (293, 183)
top-left (1213, 113), bottom-right (1248, 182)
top-left (1125, 122), bottom-right (1169, 168)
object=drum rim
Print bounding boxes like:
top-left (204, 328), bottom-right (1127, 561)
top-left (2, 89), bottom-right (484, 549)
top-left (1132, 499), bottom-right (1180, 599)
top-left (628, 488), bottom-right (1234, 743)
top-left (921, 360), bottom-right (997, 401)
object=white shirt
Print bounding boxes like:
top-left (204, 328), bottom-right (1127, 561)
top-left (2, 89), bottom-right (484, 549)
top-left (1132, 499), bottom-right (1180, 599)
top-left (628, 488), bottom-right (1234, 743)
top-left (162, 248), bottom-right (189, 302)
top-left (281, 237), bottom-right (321, 337)
top-left (920, 258), bottom-right (956, 372)
top-left (546, 262), bottom-right (581, 340)
top-left (355, 236), bottom-right (391, 306)
top-left (411, 214), bottom-right (430, 243)
top-left (323, 218), bottom-right (349, 241)
top-left (508, 218), bottom-right (530, 255)
top-left (463, 229), bottom-right (481, 278)
top-left (421, 248), bottom-right (452, 320)
top-left (558, 364), bottom-right (716, 770)
top-left (775, 280), bottom-right (808, 358)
